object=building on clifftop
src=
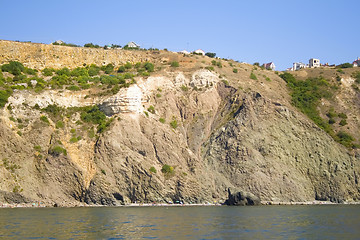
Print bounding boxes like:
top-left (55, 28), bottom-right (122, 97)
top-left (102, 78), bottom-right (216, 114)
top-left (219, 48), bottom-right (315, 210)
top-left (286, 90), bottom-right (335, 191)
top-left (309, 58), bottom-right (320, 68)
top-left (262, 62), bottom-right (276, 71)
top-left (352, 57), bottom-right (360, 67)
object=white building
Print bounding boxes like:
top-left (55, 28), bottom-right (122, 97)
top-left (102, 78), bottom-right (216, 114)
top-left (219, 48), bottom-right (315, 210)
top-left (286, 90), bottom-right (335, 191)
top-left (193, 49), bottom-right (205, 55)
top-left (353, 57), bottom-right (360, 67)
top-left (292, 62), bottom-right (308, 71)
top-left (179, 50), bottom-right (190, 55)
top-left (262, 62), bottom-right (276, 71)
top-left (309, 58), bottom-right (320, 68)
top-left (127, 41), bottom-right (140, 48)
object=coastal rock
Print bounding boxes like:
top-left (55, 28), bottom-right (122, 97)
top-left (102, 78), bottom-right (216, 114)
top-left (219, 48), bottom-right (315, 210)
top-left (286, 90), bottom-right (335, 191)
top-left (224, 188), bottom-right (261, 206)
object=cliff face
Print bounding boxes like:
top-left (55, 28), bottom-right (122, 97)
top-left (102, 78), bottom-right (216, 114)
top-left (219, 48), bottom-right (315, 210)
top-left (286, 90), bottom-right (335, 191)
top-left (0, 41), bottom-right (359, 206)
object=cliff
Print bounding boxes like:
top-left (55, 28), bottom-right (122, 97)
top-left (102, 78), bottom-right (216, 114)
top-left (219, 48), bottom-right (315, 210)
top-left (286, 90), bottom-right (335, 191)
top-left (0, 40), bottom-right (359, 206)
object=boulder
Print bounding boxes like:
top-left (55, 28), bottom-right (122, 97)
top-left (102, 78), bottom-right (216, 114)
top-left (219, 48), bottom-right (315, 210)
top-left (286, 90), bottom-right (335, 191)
top-left (224, 188), bottom-right (261, 206)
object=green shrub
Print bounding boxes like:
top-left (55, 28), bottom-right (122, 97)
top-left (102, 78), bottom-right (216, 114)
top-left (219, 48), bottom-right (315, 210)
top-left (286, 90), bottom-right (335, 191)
top-left (88, 64), bottom-right (100, 76)
top-left (101, 64), bottom-right (114, 74)
top-left (181, 85), bottom-right (189, 91)
top-left (0, 89), bottom-right (12, 108)
top-left (161, 164), bottom-right (174, 175)
top-left (67, 85), bottom-right (80, 91)
top-left (250, 72), bottom-right (257, 80)
top-left (70, 137), bottom-right (79, 143)
top-left (265, 77), bottom-right (271, 82)
top-left (339, 119), bottom-right (347, 126)
top-left (56, 120), bottom-right (64, 129)
top-left (337, 63), bottom-right (353, 69)
top-left (159, 118), bottom-right (165, 123)
top-left (34, 145), bottom-right (42, 151)
top-left (170, 61), bottom-right (179, 67)
top-left (149, 166), bottom-right (157, 173)
top-left (216, 61), bottom-right (222, 68)
top-left (84, 43), bottom-right (100, 48)
top-left (211, 60), bottom-right (217, 66)
top-left (233, 68), bottom-right (238, 73)
top-left (144, 62), bottom-right (154, 72)
top-left (338, 113), bottom-right (347, 119)
top-left (156, 93), bottom-right (161, 98)
top-left (55, 67), bottom-right (71, 76)
top-left (23, 67), bottom-right (37, 75)
top-left (117, 66), bottom-right (126, 73)
top-left (336, 131), bottom-right (354, 148)
top-left (40, 115), bottom-right (49, 124)
top-left (124, 62), bottom-right (132, 69)
top-left (1, 61), bottom-right (24, 75)
top-left (147, 105), bottom-right (155, 114)
top-left (70, 128), bottom-right (76, 134)
top-left (42, 68), bottom-right (55, 76)
top-left (328, 118), bottom-right (335, 124)
top-left (170, 119), bottom-right (178, 129)
top-left (144, 111), bottom-right (149, 117)
top-left (205, 66), bottom-right (214, 71)
top-left (205, 52), bottom-right (216, 58)
top-left (42, 104), bottom-right (63, 119)
top-left (70, 67), bottom-right (88, 77)
top-left (49, 145), bottom-right (67, 156)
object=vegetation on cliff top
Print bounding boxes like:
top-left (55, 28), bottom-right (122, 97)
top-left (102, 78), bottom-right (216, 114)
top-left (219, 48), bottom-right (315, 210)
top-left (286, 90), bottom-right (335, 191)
top-left (280, 72), bottom-right (358, 149)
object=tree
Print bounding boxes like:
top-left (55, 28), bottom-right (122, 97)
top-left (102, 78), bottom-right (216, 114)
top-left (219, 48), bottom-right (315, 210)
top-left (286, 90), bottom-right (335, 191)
top-left (205, 52), bottom-right (216, 58)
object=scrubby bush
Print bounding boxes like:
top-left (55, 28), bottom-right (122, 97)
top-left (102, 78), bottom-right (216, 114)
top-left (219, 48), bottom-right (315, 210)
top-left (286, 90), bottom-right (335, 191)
top-left (144, 62), bottom-right (154, 72)
top-left (55, 67), bottom-right (71, 76)
top-left (88, 64), bottom-right (100, 76)
top-left (339, 119), bottom-right (347, 126)
top-left (147, 105), bottom-right (155, 114)
top-left (149, 166), bottom-right (157, 174)
top-left (42, 68), bottom-right (55, 76)
top-left (233, 68), bottom-right (238, 73)
top-left (49, 145), bottom-right (67, 156)
top-left (117, 66), bottom-right (126, 73)
top-left (337, 63), bottom-right (353, 69)
top-left (336, 131), bottom-right (354, 148)
top-left (84, 43), bottom-right (100, 48)
top-left (205, 66), bottom-right (214, 71)
top-left (170, 119), bottom-right (178, 129)
top-left (101, 64), bottom-right (114, 74)
top-left (161, 164), bottom-right (174, 175)
top-left (56, 120), bottom-right (64, 129)
top-left (159, 118), bottom-right (165, 123)
top-left (124, 62), bottom-right (132, 69)
top-left (170, 61), bottom-right (179, 67)
top-left (67, 85), bottom-right (80, 91)
top-left (71, 67), bottom-right (88, 77)
top-left (1, 61), bottom-right (24, 75)
top-left (205, 52), bottom-right (216, 58)
top-left (0, 89), bottom-right (12, 108)
top-left (40, 115), bottom-right (50, 124)
top-left (250, 72), bottom-right (257, 80)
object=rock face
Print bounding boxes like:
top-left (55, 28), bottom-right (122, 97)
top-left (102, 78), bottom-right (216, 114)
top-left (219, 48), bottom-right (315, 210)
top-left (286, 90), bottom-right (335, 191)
top-left (0, 41), bottom-right (359, 206)
top-left (224, 188), bottom-right (261, 206)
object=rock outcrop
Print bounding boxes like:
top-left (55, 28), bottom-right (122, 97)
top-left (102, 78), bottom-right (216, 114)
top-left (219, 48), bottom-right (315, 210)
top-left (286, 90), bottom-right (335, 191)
top-left (0, 41), bottom-right (359, 206)
top-left (224, 188), bottom-right (261, 206)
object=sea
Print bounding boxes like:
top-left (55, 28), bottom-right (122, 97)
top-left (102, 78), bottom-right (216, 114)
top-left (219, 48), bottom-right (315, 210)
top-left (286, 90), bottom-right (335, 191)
top-left (0, 205), bottom-right (359, 239)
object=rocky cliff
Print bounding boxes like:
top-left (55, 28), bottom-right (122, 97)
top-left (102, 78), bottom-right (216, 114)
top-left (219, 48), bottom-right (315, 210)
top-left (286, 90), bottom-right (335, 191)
top-left (0, 41), bottom-right (359, 206)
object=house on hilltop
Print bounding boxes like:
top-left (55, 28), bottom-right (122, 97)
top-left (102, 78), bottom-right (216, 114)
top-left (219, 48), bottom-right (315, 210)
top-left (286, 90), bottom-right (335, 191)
top-left (262, 62), bottom-right (276, 71)
top-left (53, 40), bottom-right (64, 45)
top-left (292, 62), bottom-right (308, 71)
top-left (179, 50), bottom-right (190, 55)
top-left (309, 58), bottom-right (320, 68)
top-left (193, 49), bottom-right (205, 55)
top-left (126, 41), bottom-right (140, 49)
top-left (353, 57), bottom-right (360, 67)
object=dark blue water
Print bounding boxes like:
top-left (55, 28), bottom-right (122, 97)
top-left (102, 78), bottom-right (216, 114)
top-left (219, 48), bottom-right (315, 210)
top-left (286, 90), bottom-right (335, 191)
top-left (0, 205), bottom-right (359, 239)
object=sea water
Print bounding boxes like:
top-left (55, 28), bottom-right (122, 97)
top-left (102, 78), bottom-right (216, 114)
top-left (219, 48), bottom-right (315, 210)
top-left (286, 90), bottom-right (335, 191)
top-left (0, 205), bottom-right (359, 239)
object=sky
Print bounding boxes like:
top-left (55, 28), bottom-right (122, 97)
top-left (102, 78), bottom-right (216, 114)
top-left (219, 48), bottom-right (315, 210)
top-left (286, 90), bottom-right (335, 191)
top-left (1, 0), bottom-right (359, 70)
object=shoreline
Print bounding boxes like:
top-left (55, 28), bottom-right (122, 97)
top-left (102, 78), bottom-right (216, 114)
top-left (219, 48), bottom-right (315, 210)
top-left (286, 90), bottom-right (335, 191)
top-left (1, 201), bottom-right (360, 209)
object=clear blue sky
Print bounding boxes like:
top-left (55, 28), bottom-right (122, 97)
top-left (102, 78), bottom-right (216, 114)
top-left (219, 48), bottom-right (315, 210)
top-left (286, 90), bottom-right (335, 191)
top-left (1, 0), bottom-right (359, 70)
